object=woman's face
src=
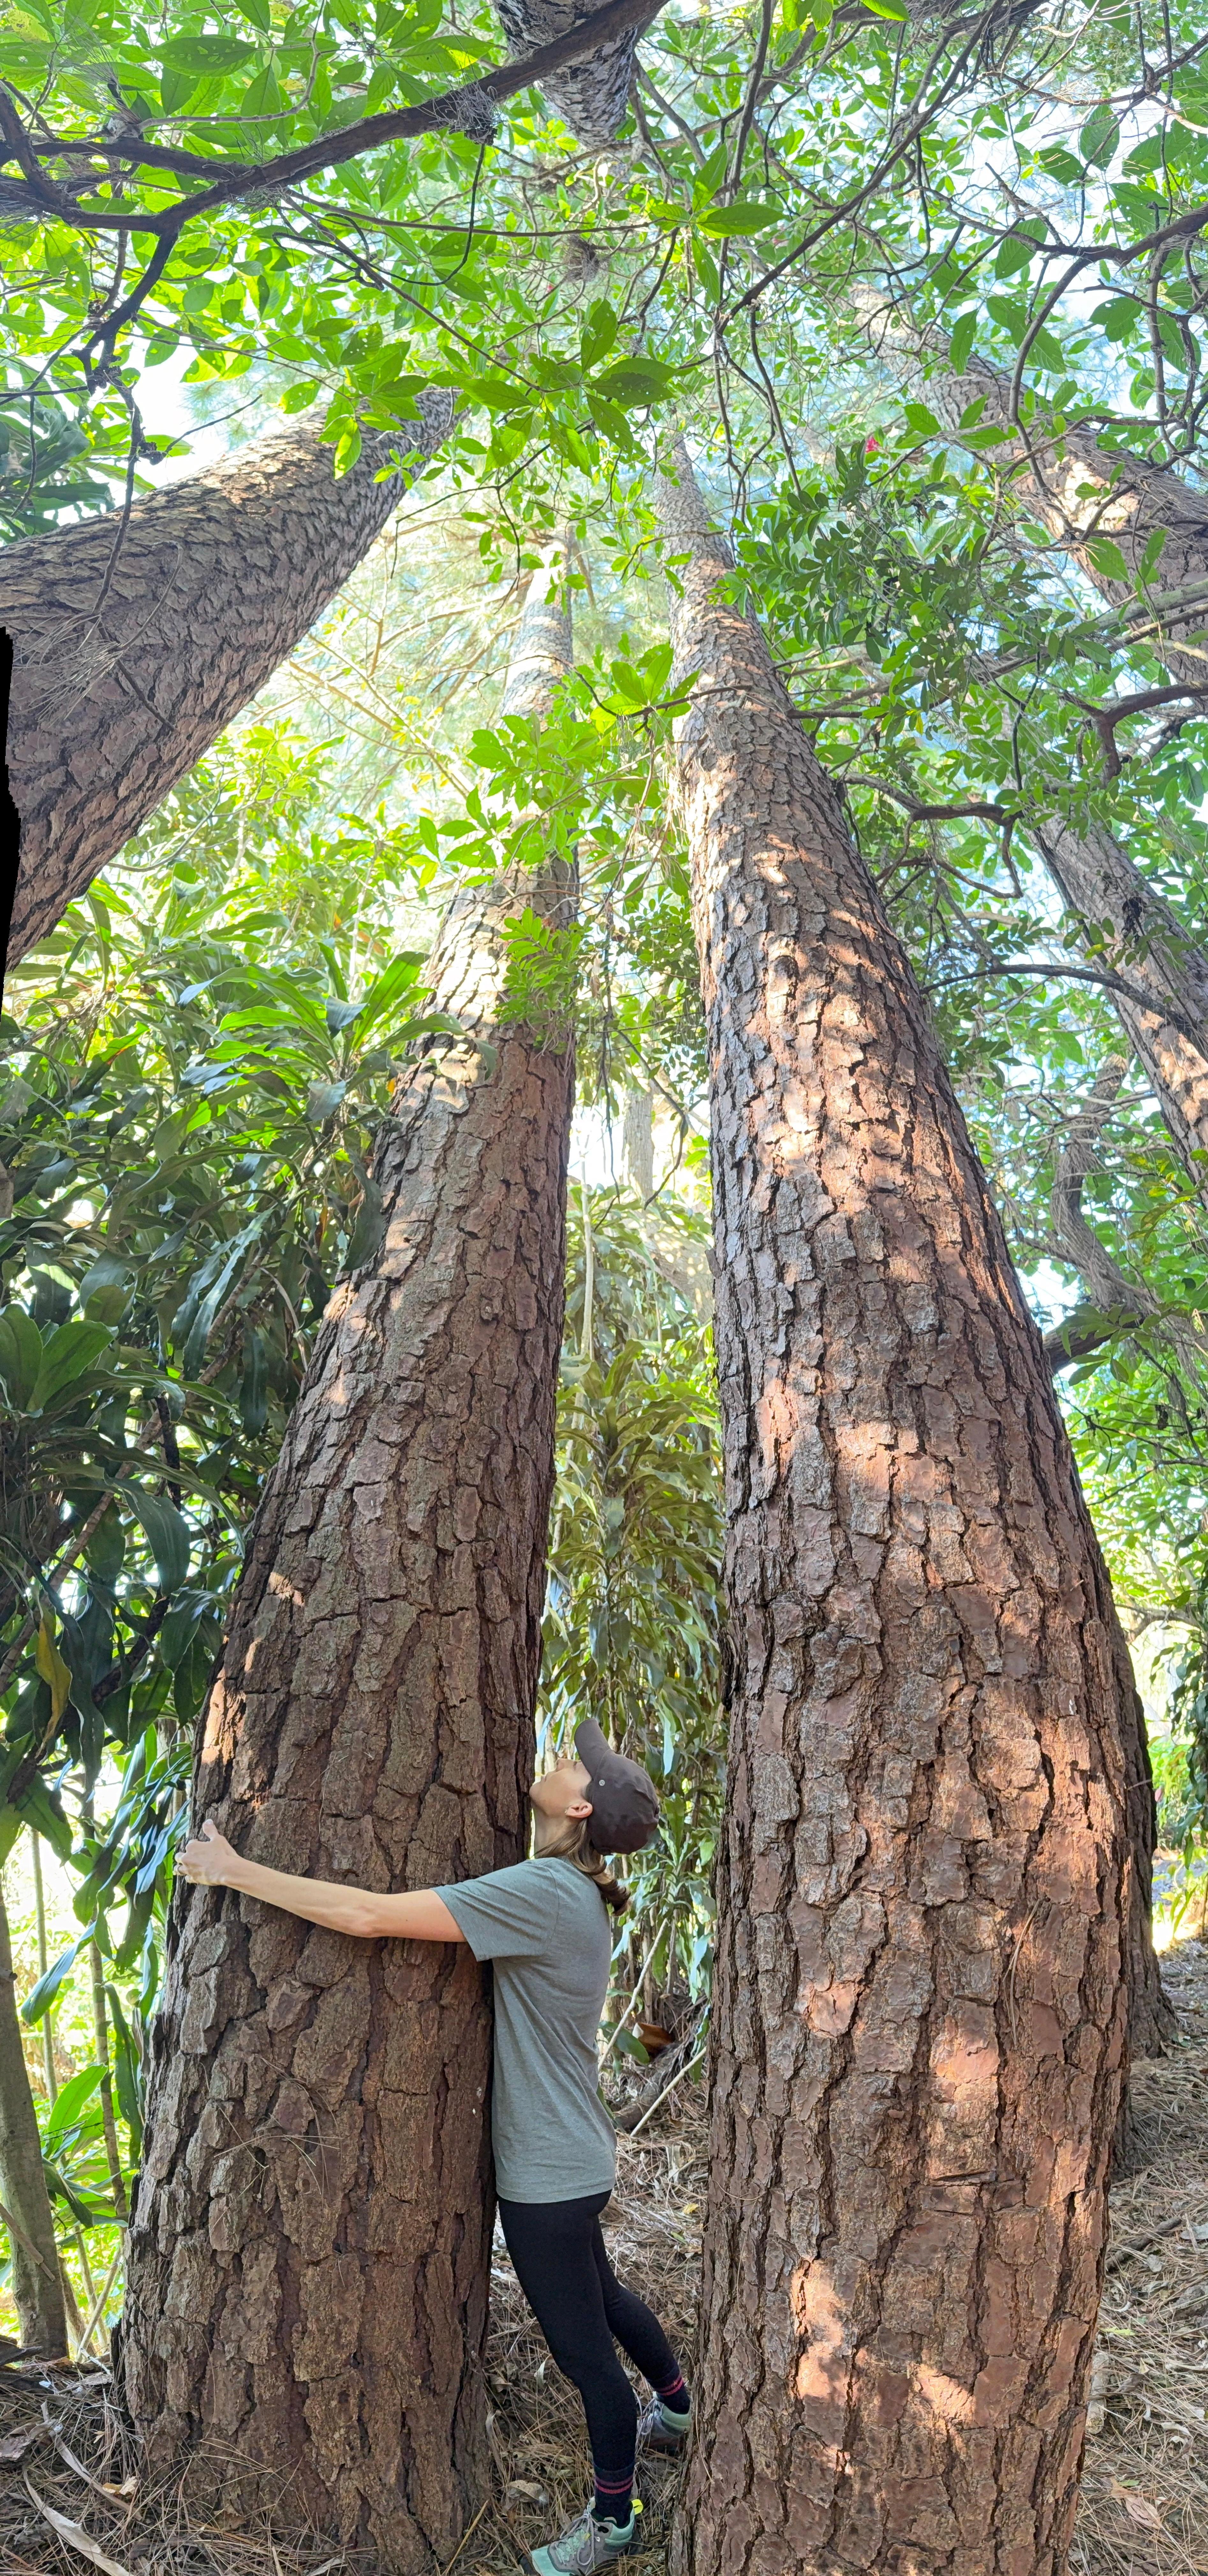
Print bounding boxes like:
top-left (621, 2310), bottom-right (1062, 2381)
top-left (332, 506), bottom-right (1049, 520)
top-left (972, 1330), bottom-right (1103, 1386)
top-left (529, 1754), bottom-right (593, 1825)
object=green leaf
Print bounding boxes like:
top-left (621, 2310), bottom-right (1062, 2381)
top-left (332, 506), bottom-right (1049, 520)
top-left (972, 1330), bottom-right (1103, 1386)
top-left (28, 1318), bottom-right (113, 1416)
top-left (43, 2159), bottom-right (101, 2230)
top-left (307, 1079), bottom-right (348, 1120)
top-left (158, 33), bottom-right (256, 71)
top-left (238, 1321), bottom-right (268, 1436)
top-left (1138, 527), bottom-right (1168, 583)
top-left (1037, 144), bottom-right (1085, 184)
top-left (44, 2064), bottom-right (102, 2146)
top-left (0, 1307), bottom-right (42, 1409)
top-left (948, 311), bottom-right (977, 372)
top-left (902, 402), bottom-right (942, 438)
top-left (986, 294), bottom-right (1029, 347)
top-left (1091, 295), bottom-right (1143, 342)
top-left (696, 201), bottom-right (778, 237)
top-left (22, 1924), bottom-right (95, 2026)
top-left (240, 60), bottom-right (283, 115)
top-left (128, 1489), bottom-right (192, 1593)
top-left (590, 358), bottom-right (675, 406)
top-left (354, 948), bottom-right (427, 1041)
top-left (158, 1589), bottom-right (210, 1670)
top-left (341, 1171), bottom-right (386, 1277)
top-left (1083, 535), bottom-right (1131, 584)
top-left (13, 1774), bottom-right (74, 1861)
top-left (995, 232), bottom-right (1038, 279)
top-left (35, 1617), bottom-right (72, 1725)
top-left (107, 1985), bottom-right (143, 2156)
top-left (1079, 106), bottom-right (1120, 167)
top-left (580, 300), bottom-right (618, 370)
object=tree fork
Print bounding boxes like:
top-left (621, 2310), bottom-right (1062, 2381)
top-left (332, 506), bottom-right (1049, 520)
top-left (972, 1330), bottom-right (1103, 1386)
top-left (121, 546), bottom-right (575, 2572)
top-left (0, 396), bottom-right (453, 970)
top-left (655, 438), bottom-right (1142, 2576)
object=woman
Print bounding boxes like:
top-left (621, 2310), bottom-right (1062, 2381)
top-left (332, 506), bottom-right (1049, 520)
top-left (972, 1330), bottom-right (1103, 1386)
top-left (180, 1716), bottom-right (692, 2576)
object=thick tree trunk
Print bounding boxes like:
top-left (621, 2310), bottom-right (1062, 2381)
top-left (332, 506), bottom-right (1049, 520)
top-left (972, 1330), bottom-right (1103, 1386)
top-left (0, 1866), bottom-right (68, 2355)
top-left (121, 553), bottom-right (574, 2572)
top-left (0, 396), bottom-right (452, 967)
top-left (656, 442), bottom-right (1137, 2576)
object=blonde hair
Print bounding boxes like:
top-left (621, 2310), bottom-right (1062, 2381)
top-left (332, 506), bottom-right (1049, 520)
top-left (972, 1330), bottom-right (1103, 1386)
top-left (539, 1813), bottom-right (629, 1912)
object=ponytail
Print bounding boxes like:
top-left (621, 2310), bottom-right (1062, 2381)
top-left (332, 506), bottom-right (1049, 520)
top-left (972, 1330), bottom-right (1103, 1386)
top-left (538, 1814), bottom-right (629, 1912)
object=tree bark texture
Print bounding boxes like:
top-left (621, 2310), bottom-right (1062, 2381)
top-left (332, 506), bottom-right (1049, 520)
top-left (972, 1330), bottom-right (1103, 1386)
top-left (0, 1864), bottom-right (68, 2355)
top-left (492, 0), bottom-right (638, 147)
top-left (0, 396), bottom-right (453, 969)
top-left (121, 555), bottom-right (575, 2573)
top-left (656, 441), bottom-right (1137, 2576)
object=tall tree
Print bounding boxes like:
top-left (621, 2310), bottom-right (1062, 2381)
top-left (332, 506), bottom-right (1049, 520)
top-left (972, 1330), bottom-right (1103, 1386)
top-left (0, 398), bottom-right (452, 966)
top-left (654, 437), bottom-right (1152, 2576)
top-left (121, 545), bottom-right (575, 2572)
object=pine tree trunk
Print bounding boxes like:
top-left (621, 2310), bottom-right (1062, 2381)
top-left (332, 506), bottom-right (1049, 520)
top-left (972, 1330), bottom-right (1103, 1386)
top-left (0, 1866), bottom-right (67, 2355)
top-left (656, 443), bottom-right (1137, 2576)
top-left (0, 399), bottom-right (452, 967)
top-left (121, 552), bottom-right (574, 2572)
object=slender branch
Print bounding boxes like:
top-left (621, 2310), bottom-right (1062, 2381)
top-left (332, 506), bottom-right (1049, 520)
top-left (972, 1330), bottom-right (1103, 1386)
top-left (843, 775), bottom-right (1017, 825)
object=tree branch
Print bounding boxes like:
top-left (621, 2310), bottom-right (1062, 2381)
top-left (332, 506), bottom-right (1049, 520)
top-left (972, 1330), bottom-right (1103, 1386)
top-left (1, 0), bottom-right (667, 232)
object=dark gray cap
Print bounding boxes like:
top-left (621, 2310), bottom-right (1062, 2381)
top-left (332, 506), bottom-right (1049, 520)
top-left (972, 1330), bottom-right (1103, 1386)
top-left (575, 1719), bottom-right (661, 1855)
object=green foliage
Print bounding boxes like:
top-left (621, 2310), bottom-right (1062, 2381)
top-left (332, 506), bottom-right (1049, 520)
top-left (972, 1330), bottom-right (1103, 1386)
top-left (540, 1188), bottom-right (724, 2009)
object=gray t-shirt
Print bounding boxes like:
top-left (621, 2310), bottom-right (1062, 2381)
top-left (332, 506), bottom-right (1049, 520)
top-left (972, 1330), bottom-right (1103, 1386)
top-left (435, 1855), bottom-right (616, 2205)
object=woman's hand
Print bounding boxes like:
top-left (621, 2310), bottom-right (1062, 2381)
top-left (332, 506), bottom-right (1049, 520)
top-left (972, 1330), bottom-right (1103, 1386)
top-left (180, 1817), bottom-right (240, 1888)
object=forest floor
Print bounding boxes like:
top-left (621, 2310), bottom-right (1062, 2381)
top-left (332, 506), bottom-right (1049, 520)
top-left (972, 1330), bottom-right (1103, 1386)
top-left (1, 1934), bottom-right (1205, 2576)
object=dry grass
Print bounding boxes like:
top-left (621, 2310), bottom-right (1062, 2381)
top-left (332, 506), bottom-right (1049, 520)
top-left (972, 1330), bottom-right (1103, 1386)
top-left (3, 1943), bottom-right (1205, 2576)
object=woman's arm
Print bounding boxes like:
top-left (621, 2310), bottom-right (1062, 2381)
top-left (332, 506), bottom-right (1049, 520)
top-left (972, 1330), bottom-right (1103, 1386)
top-left (179, 1818), bottom-right (466, 1943)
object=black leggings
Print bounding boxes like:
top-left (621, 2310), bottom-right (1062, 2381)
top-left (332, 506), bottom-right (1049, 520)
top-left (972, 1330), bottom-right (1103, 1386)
top-left (497, 2191), bottom-right (682, 2486)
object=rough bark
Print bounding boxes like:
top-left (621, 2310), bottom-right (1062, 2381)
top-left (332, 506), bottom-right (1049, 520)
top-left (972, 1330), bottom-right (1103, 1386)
top-left (492, 0), bottom-right (639, 146)
top-left (121, 552), bottom-right (575, 2573)
top-left (0, 395), bottom-right (453, 969)
top-left (656, 440), bottom-right (1137, 2576)
top-left (0, 1865), bottom-right (68, 2355)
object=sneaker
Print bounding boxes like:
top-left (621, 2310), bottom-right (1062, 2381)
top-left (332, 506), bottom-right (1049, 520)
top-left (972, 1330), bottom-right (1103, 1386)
top-left (637, 2392), bottom-right (692, 2457)
top-left (527, 2498), bottom-right (642, 2573)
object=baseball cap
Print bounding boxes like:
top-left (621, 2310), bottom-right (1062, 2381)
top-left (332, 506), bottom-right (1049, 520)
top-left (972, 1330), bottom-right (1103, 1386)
top-left (575, 1718), bottom-right (661, 1855)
